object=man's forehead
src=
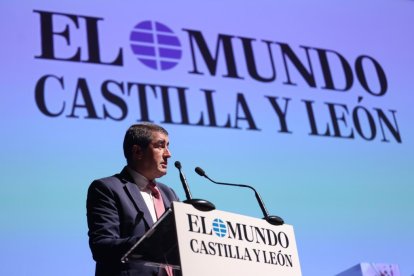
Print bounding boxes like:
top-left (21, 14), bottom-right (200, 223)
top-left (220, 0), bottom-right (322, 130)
top-left (151, 131), bottom-right (169, 141)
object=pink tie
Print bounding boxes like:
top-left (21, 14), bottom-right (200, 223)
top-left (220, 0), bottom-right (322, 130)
top-left (147, 181), bottom-right (174, 276)
top-left (147, 181), bottom-right (166, 219)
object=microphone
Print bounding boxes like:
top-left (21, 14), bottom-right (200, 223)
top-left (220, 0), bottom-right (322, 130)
top-left (195, 167), bottom-right (284, 225)
top-left (174, 161), bottom-right (215, 211)
top-left (174, 161), bottom-right (192, 200)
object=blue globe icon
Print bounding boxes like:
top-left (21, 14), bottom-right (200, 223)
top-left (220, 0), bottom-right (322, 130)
top-left (130, 20), bottom-right (182, 70)
top-left (212, 218), bottom-right (227, 237)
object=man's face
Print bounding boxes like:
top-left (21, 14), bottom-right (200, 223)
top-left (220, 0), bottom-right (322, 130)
top-left (135, 131), bottom-right (171, 180)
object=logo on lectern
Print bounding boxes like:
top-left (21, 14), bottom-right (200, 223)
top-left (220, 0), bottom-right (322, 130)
top-left (212, 218), bottom-right (227, 237)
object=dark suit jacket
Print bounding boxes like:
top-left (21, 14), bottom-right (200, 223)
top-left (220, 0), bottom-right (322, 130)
top-left (87, 167), bottom-right (179, 276)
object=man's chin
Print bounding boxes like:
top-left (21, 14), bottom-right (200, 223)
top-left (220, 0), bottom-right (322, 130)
top-left (156, 170), bottom-right (167, 178)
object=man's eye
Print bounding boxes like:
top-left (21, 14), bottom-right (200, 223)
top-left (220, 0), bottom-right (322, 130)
top-left (155, 142), bottom-right (165, 148)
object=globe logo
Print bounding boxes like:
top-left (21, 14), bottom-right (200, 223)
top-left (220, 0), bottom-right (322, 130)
top-left (212, 218), bottom-right (227, 238)
top-left (130, 20), bottom-right (182, 70)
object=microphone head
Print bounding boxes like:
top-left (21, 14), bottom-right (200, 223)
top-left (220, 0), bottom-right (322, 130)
top-left (195, 167), bottom-right (205, 177)
top-left (174, 161), bottom-right (182, 169)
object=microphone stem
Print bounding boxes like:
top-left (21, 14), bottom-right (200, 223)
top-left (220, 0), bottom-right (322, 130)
top-left (204, 175), bottom-right (270, 218)
top-left (254, 191), bottom-right (270, 218)
top-left (179, 169), bottom-right (192, 200)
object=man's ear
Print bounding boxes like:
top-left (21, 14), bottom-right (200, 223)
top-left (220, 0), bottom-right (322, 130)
top-left (132, 144), bottom-right (143, 160)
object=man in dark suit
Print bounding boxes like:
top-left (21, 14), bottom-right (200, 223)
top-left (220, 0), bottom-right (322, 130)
top-left (87, 123), bottom-right (179, 276)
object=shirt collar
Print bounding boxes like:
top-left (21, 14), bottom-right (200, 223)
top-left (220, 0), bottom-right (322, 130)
top-left (126, 166), bottom-right (151, 191)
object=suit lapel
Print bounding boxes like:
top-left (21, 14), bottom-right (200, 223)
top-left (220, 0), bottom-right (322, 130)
top-left (119, 167), bottom-right (155, 226)
top-left (124, 182), bottom-right (154, 226)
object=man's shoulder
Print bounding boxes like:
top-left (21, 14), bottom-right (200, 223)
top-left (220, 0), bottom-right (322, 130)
top-left (91, 167), bottom-right (131, 186)
top-left (94, 174), bottom-right (121, 183)
top-left (89, 171), bottom-right (127, 191)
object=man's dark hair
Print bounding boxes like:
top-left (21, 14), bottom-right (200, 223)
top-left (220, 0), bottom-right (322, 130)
top-left (123, 123), bottom-right (168, 163)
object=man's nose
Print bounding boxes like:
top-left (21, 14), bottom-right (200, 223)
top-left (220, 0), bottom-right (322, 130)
top-left (164, 147), bottom-right (172, 158)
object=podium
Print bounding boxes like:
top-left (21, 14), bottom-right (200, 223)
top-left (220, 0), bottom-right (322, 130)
top-left (121, 202), bottom-right (302, 276)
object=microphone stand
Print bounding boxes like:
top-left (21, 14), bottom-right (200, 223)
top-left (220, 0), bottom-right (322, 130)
top-left (195, 167), bottom-right (284, 225)
top-left (174, 161), bottom-right (215, 211)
